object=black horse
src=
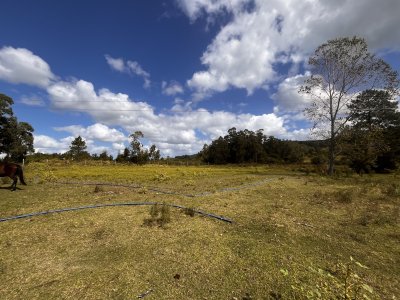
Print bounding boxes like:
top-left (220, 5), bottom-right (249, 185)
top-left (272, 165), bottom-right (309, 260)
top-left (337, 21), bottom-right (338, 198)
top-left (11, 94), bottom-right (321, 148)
top-left (0, 162), bottom-right (27, 191)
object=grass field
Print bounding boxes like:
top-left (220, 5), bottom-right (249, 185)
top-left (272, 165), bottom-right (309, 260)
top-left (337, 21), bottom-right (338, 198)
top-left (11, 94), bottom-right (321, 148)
top-left (1, 162), bottom-right (399, 299)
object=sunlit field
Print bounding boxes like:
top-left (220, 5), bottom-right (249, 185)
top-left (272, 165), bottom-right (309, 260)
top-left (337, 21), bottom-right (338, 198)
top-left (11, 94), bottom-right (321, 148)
top-left (1, 162), bottom-right (399, 299)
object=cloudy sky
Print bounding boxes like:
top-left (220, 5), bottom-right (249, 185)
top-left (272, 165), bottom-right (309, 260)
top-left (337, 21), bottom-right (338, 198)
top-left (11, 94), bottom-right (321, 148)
top-left (1, 0), bottom-right (399, 157)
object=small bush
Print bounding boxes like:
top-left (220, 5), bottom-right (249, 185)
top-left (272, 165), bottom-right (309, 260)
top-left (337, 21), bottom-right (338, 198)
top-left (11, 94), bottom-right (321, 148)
top-left (138, 187), bottom-right (147, 194)
top-left (159, 204), bottom-right (171, 226)
top-left (183, 207), bottom-right (196, 217)
top-left (93, 185), bottom-right (104, 193)
top-left (358, 213), bottom-right (373, 226)
top-left (153, 173), bottom-right (170, 182)
top-left (143, 203), bottom-right (171, 228)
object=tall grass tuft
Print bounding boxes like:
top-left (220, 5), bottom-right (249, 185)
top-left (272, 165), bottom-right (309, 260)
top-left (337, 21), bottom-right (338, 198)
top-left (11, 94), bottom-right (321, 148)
top-left (143, 203), bottom-right (171, 228)
top-left (183, 207), bottom-right (196, 217)
top-left (93, 185), bottom-right (104, 193)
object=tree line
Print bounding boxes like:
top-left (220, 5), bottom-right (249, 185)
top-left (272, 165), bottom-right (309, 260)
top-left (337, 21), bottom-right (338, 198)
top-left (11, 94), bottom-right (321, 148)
top-left (199, 128), bottom-right (309, 164)
top-left (28, 132), bottom-right (161, 164)
top-left (199, 89), bottom-right (400, 173)
top-left (0, 94), bottom-right (160, 164)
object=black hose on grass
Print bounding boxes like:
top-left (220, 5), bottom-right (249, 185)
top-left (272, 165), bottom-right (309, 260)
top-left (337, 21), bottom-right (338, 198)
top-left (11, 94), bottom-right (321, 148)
top-left (54, 177), bottom-right (276, 198)
top-left (1, 177), bottom-right (277, 223)
top-left (0, 202), bottom-right (233, 223)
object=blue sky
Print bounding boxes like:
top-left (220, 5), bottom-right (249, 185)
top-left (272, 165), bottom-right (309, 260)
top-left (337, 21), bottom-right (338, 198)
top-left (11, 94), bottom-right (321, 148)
top-left (1, 0), bottom-right (400, 157)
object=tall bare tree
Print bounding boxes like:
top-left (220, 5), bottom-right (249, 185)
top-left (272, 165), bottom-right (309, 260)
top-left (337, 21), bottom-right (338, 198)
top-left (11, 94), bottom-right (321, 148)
top-left (300, 36), bottom-right (399, 175)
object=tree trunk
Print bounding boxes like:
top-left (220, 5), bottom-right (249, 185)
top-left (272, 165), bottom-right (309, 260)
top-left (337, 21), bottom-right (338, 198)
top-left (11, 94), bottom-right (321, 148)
top-left (328, 142), bottom-right (335, 175)
top-left (328, 123), bottom-right (335, 176)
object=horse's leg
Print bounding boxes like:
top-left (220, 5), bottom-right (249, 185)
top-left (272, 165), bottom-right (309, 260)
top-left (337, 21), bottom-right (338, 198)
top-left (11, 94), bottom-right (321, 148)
top-left (10, 176), bottom-right (17, 191)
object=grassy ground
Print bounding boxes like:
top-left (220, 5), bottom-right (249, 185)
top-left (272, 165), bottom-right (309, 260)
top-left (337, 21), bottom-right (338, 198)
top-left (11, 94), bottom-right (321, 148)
top-left (0, 162), bottom-right (399, 299)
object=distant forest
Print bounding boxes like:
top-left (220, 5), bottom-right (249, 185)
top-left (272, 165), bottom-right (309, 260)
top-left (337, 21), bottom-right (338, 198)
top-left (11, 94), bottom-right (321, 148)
top-left (191, 118), bottom-right (400, 174)
top-left (198, 128), bottom-right (310, 164)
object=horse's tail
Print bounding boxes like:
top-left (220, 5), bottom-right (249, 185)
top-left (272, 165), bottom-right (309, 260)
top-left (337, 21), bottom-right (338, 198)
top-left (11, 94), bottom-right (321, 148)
top-left (17, 165), bottom-right (27, 185)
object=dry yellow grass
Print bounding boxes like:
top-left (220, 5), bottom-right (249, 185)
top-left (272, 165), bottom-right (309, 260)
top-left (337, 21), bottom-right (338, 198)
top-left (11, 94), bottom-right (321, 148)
top-left (0, 162), bottom-right (399, 299)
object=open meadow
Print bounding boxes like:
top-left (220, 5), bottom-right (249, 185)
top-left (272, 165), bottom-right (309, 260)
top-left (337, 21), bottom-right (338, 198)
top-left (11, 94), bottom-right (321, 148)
top-left (1, 162), bottom-right (399, 299)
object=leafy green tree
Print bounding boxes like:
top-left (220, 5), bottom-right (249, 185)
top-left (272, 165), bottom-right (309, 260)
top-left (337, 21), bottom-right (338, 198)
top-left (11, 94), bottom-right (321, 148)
top-left (68, 136), bottom-right (90, 160)
top-left (341, 126), bottom-right (388, 173)
top-left (116, 147), bottom-right (131, 163)
top-left (349, 90), bottom-right (400, 130)
top-left (128, 131), bottom-right (160, 164)
top-left (263, 136), bottom-right (306, 163)
top-left (346, 89), bottom-right (400, 172)
top-left (0, 93), bottom-right (14, 126)
top-left (8, 121), bottom-right (35, 161)
top-left (98, 150), bottom-right (113, 161)
top-left (149, 144), bottom-right (160, 161)
top-left (129, 131), bottom-right (147, 164)
top-left (300, 36), bottom-right (399, 175)
top-left (0, 93), bottom-right (35, 161)
top-left (201, 128), bottom-right (306, 164)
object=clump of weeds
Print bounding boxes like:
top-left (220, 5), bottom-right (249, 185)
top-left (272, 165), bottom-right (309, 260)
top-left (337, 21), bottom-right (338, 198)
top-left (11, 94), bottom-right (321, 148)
top-left (93, 185), bottom-right (104, 193)
top-left (143, 203), bottom-right (171, 228)
top-left (183, 207), bottom-right (196, 217)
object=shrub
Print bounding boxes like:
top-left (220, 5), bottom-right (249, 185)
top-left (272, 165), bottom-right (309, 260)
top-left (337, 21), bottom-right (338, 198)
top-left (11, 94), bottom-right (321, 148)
top-left (183, 207), bottom-right (196, 217)
top-left (143, 203), bottom-right (171, 228)
top-left (138, 187), bottom-right (147, 194)
top-left (153, 173), bottom-right (170, 182)
top-left (93, 185), bottom-right (104, 193)
top-left (159, 204), bottom-right (171, 226)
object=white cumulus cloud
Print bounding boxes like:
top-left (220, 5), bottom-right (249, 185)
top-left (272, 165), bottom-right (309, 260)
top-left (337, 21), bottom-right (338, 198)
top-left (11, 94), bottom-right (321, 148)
top-left (0, 46), bottom-right (55, 87)
top-left (104, 55), bottom-right (125, 72)
top-left (54, 123), bottom-right (127, 143)
top-left (179, 0), bottom-right (400, 98)
top-left (271, 73), bottom-right (313, 113)
top-left (34, 135), bottom-right (71, 154)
